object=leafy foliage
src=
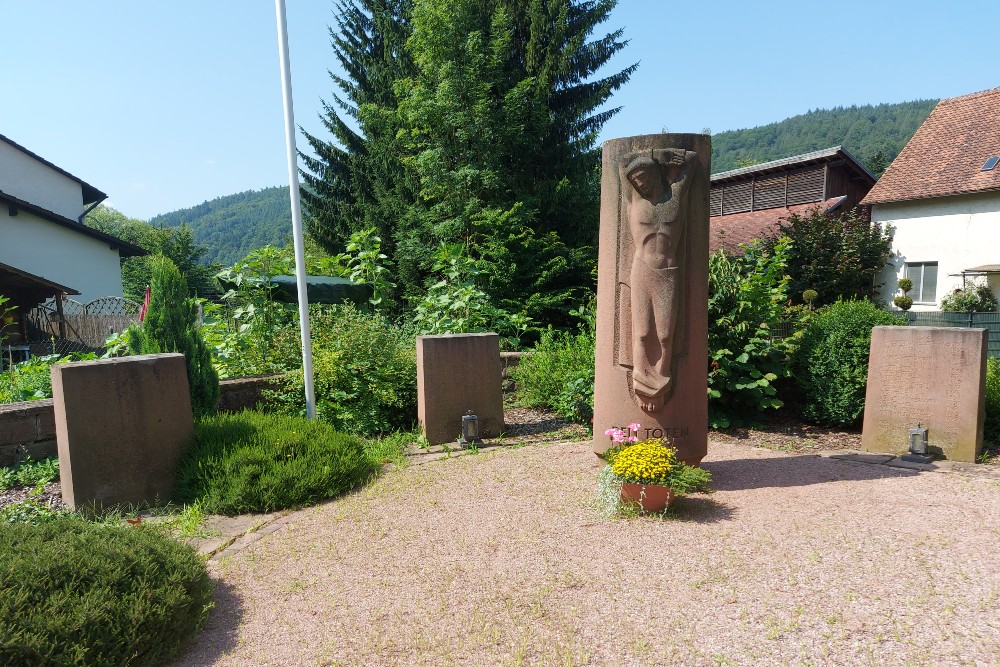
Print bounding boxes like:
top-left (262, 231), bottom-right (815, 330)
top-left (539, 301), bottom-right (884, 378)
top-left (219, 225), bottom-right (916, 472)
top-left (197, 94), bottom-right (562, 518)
top-left (270, 304), bottom-right (417, 435)
top-left (126, 256), bottom-right (219, 417)
top-left (766, 208), bottom-right (894, 306)
top-left (707, 239), bottom-right (798, 428)
top-left (791, 299), bottom-right (906, 427)
top-left (0, 457), bottom-right (59, 491)
top-left (510, 304), bottom-right (595, 425)
top-left (303, 0), bottom-right (632, 329)
top-left (173, 411), bottom-right (375, 515)
top-left (985, 358), bottom-right (1000, 446)
top-left (711, 99), bottom-right (938, 175)
top-left (85, 205), bottom-right (218, 299)
top-left (0, 516), bottom-right (212, 667)
top-left (0, 353), bottom-right (99, 404)
top-left (149, 187), bottom-right (295, 267)
top-left (940, 282), bottom-right (999, 313)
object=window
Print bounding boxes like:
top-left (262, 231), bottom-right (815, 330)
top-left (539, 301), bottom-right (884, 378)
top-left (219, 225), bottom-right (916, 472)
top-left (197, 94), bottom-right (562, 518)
top-left (905, 262), bottom-right (938, 303)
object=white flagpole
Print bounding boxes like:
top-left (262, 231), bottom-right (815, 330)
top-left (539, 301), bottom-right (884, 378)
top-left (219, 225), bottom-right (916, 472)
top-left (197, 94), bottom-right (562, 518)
top-left (274, 0), bottom-right (316, 419)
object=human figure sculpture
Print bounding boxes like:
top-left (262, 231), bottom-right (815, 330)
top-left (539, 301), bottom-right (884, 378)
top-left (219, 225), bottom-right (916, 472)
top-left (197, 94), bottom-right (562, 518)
top-left (622, 148), bottom-right (697, 412)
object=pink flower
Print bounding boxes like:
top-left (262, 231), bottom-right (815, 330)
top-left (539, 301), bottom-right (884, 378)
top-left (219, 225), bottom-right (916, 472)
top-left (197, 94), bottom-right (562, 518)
top-left (604, 428), bottom-right (615, 437)
top-left (628, 422), bottom-right (640, 433)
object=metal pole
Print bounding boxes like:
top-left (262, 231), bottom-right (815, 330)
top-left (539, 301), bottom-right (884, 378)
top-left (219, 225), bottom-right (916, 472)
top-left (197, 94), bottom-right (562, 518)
top-left (274, 0), bottom-right (316, 419)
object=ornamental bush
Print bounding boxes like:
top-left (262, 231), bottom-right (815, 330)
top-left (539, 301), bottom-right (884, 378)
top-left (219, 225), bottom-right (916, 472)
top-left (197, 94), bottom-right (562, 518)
top-left (510, 310), bottom-right (595, 425)
top-left (270, 304), bottom-right (417, 435)
top-left (707, 239), bottom-right (799, 428)
top-left (940, 282), bottom-right (999, 313)
top-left (791, 299), bottom-right (906, 427)
top-left (0, 516), bottom-right (212, 666)
top-left (174, 410), bottom-right (376, 515)
top-left (985, 357), bottom-right (1000, 446)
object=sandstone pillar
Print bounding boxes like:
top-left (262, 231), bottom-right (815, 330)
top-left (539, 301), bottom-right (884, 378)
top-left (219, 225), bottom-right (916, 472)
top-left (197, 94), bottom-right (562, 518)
top-left (593, 134), bottom-right (710, 464)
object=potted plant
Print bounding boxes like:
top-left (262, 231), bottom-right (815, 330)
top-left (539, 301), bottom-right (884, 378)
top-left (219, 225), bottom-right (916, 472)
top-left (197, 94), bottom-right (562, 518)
top-left (600, 425), bottom-right (711, 514)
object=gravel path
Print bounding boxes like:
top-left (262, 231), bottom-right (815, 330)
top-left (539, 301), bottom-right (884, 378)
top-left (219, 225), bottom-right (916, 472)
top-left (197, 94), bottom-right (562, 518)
top-left (173, 439), bottom-right (1000, 666)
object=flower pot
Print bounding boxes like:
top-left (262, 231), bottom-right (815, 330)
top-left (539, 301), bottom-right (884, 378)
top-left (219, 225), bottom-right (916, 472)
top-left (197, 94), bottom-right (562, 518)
top-left (620, 483), bottom-right (674, 513)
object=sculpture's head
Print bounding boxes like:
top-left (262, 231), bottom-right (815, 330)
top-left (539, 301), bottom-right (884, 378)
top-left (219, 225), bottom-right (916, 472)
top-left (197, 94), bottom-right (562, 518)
top-left (625, 156), bottom-right (660, 198)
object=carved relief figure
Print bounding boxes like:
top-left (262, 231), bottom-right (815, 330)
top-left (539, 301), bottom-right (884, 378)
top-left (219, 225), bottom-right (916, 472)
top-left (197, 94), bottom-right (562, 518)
top-left (622, 148), bottom-right (697, 411)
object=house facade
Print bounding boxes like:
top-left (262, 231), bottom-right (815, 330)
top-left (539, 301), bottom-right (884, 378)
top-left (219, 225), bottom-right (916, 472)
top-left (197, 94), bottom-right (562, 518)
top-left (0, 133), bottom-right (144, 309)
top-left (862, 87), bottom-right (1000, 312)
top-left (709, 146), bottom-right (877, 253)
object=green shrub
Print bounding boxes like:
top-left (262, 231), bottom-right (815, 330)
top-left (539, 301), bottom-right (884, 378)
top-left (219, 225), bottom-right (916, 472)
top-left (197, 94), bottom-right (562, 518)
top-left (940, 282), bottom-right (999, 313)
top-left (985, 357), bottom-right (1000, 446)
top-left (271, 304), bottom-right (417, 435)
top-left (174, 411), bottom-right (376, 515)
top-left (510, 322), bottom-right (595, 425)
top-left (707, 239), bottom-right (798, 428)
top-left (791, 299), bottom-right (906, 426)
top-left (127, 255), bottom-right (220, 417)
top-left (0, 516), bottom-right (212, 666)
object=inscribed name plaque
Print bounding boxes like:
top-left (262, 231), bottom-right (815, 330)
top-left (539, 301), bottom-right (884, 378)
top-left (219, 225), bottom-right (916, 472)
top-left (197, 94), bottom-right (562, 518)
top-left (51, 353), bottom-right (194, 511)
top-left (593, 134), bottom-right (710, 464)
top-left (861, 326), bottom-right (987, 462)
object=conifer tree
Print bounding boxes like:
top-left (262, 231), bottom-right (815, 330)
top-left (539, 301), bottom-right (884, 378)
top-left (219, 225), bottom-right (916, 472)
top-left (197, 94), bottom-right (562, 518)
top-left (129, 256), bottom-right (220, 418)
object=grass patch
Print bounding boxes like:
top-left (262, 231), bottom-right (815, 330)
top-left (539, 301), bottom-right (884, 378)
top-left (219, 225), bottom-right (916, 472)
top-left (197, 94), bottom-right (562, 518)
top-left (0, 515), bottom-right (212, 667)
top-left (174, 410), bottom-right (378, 515)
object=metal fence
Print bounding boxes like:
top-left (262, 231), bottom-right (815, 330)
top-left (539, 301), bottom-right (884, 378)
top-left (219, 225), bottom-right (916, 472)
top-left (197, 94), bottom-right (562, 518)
top-left (904, 311), bottom-right (1000, 358)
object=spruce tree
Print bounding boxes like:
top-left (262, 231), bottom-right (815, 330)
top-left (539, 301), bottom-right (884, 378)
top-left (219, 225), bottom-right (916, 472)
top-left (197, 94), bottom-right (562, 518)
top-left (302, 0), bottom-right (634, 327)
top-left (130, 255), bottom-right (220, 418)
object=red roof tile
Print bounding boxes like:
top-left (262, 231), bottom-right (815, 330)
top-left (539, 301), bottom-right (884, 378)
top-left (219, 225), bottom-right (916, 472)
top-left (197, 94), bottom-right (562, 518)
top-left (709, 200), bottom-right (846, 254)
top-left (862, 87), bottom-right (1000, 205)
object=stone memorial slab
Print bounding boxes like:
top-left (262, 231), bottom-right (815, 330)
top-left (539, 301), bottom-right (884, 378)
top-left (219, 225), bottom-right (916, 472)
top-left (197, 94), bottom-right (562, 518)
top-left (861, 326), bottom-right (987, 462)
top-left (51, 353), bottom-right (194, 511)
top-left (593, 134), bottom-right (711, 464)
top-left (417, 333), bottom-right (503, 445)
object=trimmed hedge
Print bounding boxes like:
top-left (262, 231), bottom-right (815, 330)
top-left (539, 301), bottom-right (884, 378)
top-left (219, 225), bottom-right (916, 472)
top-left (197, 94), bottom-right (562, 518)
top-left (174, 410), bottom-right (376, 515)
top-left (791, 299), bottom-right (906, 427)
top-left (0, 517), bottom-right (212, 666)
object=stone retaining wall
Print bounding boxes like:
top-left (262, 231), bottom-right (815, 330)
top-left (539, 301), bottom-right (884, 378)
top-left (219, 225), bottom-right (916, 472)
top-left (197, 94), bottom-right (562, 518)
top-left (0, 375), bottom-right (280, 466)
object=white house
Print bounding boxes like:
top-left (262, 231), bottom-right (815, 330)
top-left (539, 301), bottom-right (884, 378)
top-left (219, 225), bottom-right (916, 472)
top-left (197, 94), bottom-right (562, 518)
top-left (0, 133), bottom-right (145, 311)
top-left (862, 87), bottom-right (1000, 311)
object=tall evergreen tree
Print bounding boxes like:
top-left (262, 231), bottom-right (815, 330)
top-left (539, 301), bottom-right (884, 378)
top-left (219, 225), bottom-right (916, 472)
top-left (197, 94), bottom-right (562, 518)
top-left (302, 0), bottom-right (634, 327)
top-left (300, 0), bottom-right (415, 256)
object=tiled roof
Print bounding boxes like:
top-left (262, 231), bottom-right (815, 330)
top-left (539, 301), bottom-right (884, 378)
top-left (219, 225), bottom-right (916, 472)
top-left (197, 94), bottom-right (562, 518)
top-left (862, 87), bottom-right (1000, 205)
top-left (712, 146), bottom-right (876, 183)
top-left (709, 199), bottom-right (849, 254)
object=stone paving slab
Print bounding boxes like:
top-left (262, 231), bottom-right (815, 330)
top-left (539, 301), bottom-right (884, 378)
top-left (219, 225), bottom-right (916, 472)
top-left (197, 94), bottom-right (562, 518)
top-left (185, 511), bottom-right (288, 558)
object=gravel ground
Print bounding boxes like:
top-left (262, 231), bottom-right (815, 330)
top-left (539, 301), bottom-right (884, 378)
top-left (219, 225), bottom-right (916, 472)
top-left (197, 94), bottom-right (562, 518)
top-left (173, 437), bottom-right (1000, 667)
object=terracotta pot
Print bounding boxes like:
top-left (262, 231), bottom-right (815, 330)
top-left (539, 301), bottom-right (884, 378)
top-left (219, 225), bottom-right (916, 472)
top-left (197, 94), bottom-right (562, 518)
top-left (620, 483), bottom-right (674, 513)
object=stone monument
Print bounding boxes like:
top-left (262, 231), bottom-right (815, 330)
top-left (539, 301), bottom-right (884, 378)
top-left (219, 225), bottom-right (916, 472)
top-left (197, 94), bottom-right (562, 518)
top-left (417, 333), bottom-right (504, 445)
top-left (593, 134), bottom-right (710, 464)
top-left (51, 353), bottom-right (194, 511)
top-left (862, 326), bottom-right (987, 462)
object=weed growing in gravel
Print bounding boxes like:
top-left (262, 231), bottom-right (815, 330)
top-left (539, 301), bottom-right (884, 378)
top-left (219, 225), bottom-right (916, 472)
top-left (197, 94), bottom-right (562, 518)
top-left (0, 456), bottom-right (59, 490)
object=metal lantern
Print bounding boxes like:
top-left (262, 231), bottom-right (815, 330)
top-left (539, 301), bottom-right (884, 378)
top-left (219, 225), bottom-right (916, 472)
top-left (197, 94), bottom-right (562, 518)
top-left (902, 422), bottom-right (932, 463)
top-left (459, 411), bottom-right (480, 448)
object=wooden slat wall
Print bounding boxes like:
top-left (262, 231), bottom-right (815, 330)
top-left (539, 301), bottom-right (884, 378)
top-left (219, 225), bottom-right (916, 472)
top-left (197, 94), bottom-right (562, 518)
top-left (710, 164), bottom-right (826, 215)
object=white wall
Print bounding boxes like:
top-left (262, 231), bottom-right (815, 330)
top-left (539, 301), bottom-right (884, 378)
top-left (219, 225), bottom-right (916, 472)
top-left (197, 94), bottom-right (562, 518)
top-left (874, 191), bottom-right (1000, 311)
top-left (0, 209), bottom-right (124, 302)
top-left (0, 140), bottom-right (84, 220)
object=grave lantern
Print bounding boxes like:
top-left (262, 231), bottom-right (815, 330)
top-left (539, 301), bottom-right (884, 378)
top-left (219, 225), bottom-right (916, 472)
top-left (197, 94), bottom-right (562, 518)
top-left (902, 422), bottom-right (932, 463)
top-left (459, 411), bottom-right (479, 448)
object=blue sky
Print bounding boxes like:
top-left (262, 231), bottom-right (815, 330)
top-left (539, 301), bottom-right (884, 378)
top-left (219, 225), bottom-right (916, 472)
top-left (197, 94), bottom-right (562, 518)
top-left (2, 1), bottom-right (998, 220)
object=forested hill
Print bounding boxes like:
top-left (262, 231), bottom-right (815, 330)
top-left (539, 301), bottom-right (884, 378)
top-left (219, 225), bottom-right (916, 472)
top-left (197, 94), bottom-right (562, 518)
top-left (149, 186), bottom-right (291, 266)
top-left (148, 100), bottom-right (938, 266)
top-left (711, 99), bottom-right (939, 174)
